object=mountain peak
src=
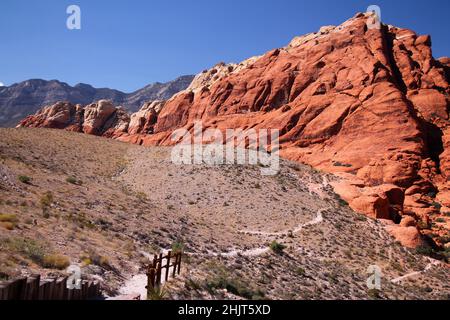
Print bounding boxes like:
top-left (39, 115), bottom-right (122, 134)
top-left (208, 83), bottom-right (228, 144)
top-left (0, 76), bottom-right (194, 127)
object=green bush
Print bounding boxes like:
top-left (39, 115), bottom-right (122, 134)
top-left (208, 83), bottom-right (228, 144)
top-left (206, 274), bottom-right (264, 300)
top-left (296, 267), bottom-right (306, 276)
top-left (68, 212), bottom-right (95, 229)
top-left (147, 285), bottom-right (168, 300)
top-left (66, 176), bottom-right (82, 185)
top-left (431, 202), bottom-right (442, 210)
top-left (333, 162), bottom-right (352, 168)
top-left (426, 191), bottom-right (437, 198)
top-left (269, 241), bottom-right (286, 254)
top-left (184, 278), bottom-right (202, 291)
top-left (171, 241), bottom-right (185, 254)
top-left (5, 237), bottom-right (46, 265)
top-left (417, 221), bottom-right (431, 230)
top-left (42, 207), bottom-right (50, 219)
top-left (415, 245), bottom-right (433, 256)
top-left (438, 236), bottom-right (450, 244)
top-left (40, 192), bottom-right (54, 207)
top-left (81, 257), bottom-right (92, 266)
top-left (87, 252), bottom-right (110, 268)
top-left (204, 262), bottom-right (265, 300)
top-left (18, 175), bottom-right (31, 184)
top-left (333, 193), bottom-right (349, 206)
top-left (444, 247), bottom-right (450, 261)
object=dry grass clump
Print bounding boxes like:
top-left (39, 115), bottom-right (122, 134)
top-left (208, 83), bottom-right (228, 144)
top-left (0, 214), bottom-right (18, 230)
top-left (2, 237), bottom-right (47, 265)
top-left (42, 254), bottom-right (71, 270)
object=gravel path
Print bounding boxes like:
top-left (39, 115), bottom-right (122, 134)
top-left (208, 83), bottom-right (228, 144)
top-left (391, 259), bottom-right (442, 284)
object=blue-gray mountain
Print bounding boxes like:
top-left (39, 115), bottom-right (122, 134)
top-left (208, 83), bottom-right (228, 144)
top-left (0, 75), bottom-right (194, 127)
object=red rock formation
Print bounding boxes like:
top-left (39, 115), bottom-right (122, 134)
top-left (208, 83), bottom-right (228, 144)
top-left (20, 100), bottom-right (130, 138)
top-left (18, 13), bottom-right (449, 247)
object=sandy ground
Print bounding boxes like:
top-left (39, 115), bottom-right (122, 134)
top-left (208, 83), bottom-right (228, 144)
top-left (1, 129), bottom-right (449, 300)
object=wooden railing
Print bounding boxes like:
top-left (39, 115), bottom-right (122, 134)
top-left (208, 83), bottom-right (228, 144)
top-left (146, 251), bottom-right (182, 291)
top-left (0, 275), bottom-right (101, 300)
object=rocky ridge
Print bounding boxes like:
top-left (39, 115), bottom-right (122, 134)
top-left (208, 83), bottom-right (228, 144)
top-left (0, 75), bottom-right (194, 127)
top-left (18, 13), bottom-right (450, 249)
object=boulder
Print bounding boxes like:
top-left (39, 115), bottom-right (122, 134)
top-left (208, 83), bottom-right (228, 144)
top-left (385, 225), bottom-right (425, 248)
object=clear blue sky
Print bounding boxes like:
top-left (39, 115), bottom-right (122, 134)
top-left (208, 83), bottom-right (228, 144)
top-left (0, 0), bottom-right (449, 92)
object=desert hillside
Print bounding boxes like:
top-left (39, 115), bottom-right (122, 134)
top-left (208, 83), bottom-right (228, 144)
top-left (0, 128), bottom-right (448, 299)
top-left (18, 13), bottom-right (450, 249)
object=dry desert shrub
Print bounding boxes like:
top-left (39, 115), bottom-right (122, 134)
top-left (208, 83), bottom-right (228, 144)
top-left (42, 254), bottom-right (70, 270)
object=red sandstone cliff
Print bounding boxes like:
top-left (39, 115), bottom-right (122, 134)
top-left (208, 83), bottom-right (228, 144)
top-left (18, 13), bottom-right (449, 248)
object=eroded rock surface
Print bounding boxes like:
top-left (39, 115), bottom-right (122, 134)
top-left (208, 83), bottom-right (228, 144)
top-left (18, 13), bottom-right (449, 247)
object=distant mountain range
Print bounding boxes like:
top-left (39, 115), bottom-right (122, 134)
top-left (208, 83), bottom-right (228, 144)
top-left (0, 75), bottom-right (194, 127)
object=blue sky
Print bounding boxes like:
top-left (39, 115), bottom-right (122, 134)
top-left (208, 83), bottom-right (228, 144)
top-left (0, 0), bottom-right (449, 92)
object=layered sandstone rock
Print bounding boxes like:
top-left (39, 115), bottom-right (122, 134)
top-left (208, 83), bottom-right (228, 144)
top-left (18, 13), bottom-right (449, 247)
top-left (20, 100), bottom-right (130, 138)
top-left (128, 100), bottom-right (166, 135)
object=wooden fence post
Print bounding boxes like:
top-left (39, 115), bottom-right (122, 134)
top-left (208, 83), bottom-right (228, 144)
top-left (144, 251), bottom-right (183, 298)
top-left (38, 280), bottom-right (45, 300)
top-left (24, 275), bottom-right (40, 300)
top-left (67, 288), bottom-right (73, 301)
top-left (54, 277), bottom-right (66, 300)
top-left (146, 267), bottom-right (155, 299)
top-left (156, 253), bottom-right (163, 287)
top-left (47, 279), bottom-right (56, 300)
top-left (38, 279), bottom-right (53, 300)
top-left (87, 281), bottom-right (93, 299)
top-left (62, 277), bottom-right (69, 300)
top-left (165, 251), bottom-right (171, 282)
top-left (4, 278), bottom-right (27, 300)
top-left (0, 275), bottom-right (101, 300)
top-left (177, 253), bottom-right (182, 275)
top-left (0, 282), bottom-right (9, 300)
top-left (172, 253), bottom-right (178, 278)
top-left (94, 281), bottom-right (100, 299)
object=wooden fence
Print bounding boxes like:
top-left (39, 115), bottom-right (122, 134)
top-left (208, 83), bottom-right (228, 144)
top-left (0, 275), bottom-right (100, 300)
top-left (146, 251), bottom-right (182, 291)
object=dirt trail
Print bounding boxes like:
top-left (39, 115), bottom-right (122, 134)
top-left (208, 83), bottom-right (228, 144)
top-left (114, 175), bottom-right (331, 298)
top-left (116, 250), bottom-right (177, 300)
top-left (239, 208), bottom-right (324, 237)
top-left (115, 204), bottom-right (327, 299)
top-left (215, 207), bottom-right (326, 258)
top-left (391, 259), bottom-right (442, 284)
top-left (112, 147), bottom-right (447, 299)
top-left (192, 175), bottom-right (330, 258)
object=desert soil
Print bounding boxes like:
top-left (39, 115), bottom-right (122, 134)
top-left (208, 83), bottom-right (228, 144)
top-left (0, 128), bottom-right (449, 300)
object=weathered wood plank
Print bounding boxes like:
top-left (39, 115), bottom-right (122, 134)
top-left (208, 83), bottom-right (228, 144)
top-left (0, 283), bottom-right (9, 300)
top-left (165, 251), bottom-right (171, 282)
top-left (24, 276), bottom-right (40, 300)
top-left (172, 253), bottom-right (178, 278)
top-left (0, 275), bottom-right (101, 300)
